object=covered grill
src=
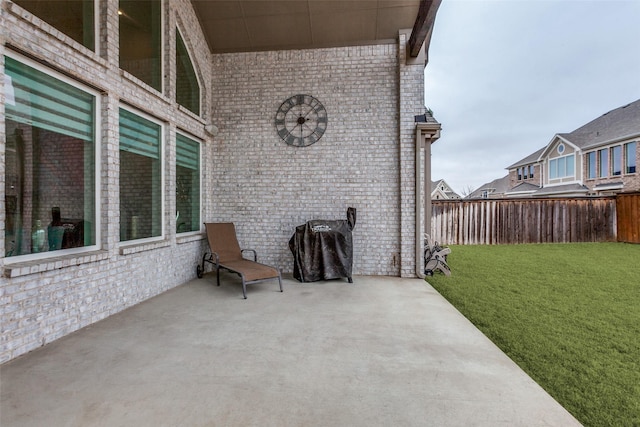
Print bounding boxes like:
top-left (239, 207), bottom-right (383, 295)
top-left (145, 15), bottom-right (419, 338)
top-left (289, 208), bottom-right (356, 283)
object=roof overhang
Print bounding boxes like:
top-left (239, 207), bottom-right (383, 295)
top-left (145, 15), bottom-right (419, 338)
top-left (191, 0), bottom-right (440, 58)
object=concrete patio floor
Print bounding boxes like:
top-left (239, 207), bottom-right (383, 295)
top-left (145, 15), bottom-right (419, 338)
top-left (0, 274), bottom-right (581, 426)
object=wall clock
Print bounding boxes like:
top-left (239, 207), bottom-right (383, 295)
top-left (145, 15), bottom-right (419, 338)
top-left (275, 94), bottom-right (328, 147)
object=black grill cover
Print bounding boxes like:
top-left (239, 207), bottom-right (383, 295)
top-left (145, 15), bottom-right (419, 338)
top-left (289, 208), bottom-right (356, 283)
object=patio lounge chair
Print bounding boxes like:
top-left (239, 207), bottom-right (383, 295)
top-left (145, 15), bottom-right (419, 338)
top-left (197, 223), bottom-right (283, 299)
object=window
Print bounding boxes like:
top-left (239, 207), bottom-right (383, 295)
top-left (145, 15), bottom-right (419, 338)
top-left (176, 30), bottom-right (200, 115)
top-left (176, 133), bottom-right (200, 233)
top-left (517, 168), bottom-right (522, 181)
top-left (549, 155), bottom-right (575, 180)
top-left (598, 149), bottom-right (608, 178)
top-left (529, 165), bottom-right (534, 179)
top-left (119, 0), bottom-right (162, 91)
top-left (587, 151), bottom-right (597, 179)
top-left (14, 0), bottom-right (95, 50)
top-left (4, 55), bottom-right (98, 258)
top-left (625, 142), bottom-right (636, 174)
top-left (611, 146), bottom-right (622, 176)
top-left (119, 108), bottom-right (163, 241)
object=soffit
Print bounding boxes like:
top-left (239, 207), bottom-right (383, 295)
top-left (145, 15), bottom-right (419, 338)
top-left (190, 0), bottom-right (423, 53)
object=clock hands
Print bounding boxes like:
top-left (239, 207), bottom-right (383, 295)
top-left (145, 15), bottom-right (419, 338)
top-left (275, 95), bottom-right (327, 147)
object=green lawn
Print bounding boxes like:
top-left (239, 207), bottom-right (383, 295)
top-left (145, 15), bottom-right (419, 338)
top-left (426, 243), bottom-right (640, 427)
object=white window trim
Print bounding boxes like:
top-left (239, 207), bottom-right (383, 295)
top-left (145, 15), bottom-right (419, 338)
top-left (118, 105), bottom-right (166, 248)
top-left (176, 26), bottom-right (203, 117)
top-left (624, 141), bottom-right (637, 175)
top-left (92, 0), bottom-right (99, 54)
top-left (175, 130), bottom-right (203, 235)
top-left (118, 0), bottom-right (165, 94)
top-left (586, 151), bottom-right (597, 179)
top-left (4, 51), bottom-right (102, 264)
top-left (548, 154), bottom-right (576, 181)
top-left (610, 145), bottom-right (623, 176)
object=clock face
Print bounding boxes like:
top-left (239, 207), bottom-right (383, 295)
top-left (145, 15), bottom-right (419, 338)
top-left (275, 95), bottom-right (328, 147)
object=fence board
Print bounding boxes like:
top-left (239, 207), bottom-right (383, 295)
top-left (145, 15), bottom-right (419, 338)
top-left (431, 197), bottom-right (617, 245)
top-left (617, 192), bottom-right (640, 243)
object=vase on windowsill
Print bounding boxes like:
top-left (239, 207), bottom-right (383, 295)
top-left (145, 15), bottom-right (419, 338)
top-left (31, 220), bottom-right (45, 253)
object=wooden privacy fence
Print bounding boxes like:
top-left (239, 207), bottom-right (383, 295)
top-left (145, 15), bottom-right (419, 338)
top-left (431, 197), bottom-right (617, 245)
top-left (616, 192), bottom-right (640, 243)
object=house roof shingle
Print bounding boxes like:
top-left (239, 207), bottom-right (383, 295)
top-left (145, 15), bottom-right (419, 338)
top-left (562, 98), bottom-right (640, 150)
top-left (466, 175), bottom-right (510, 199)
top-left (532, 183), bottom-right (589, 196)
top-left (505, 181), bottom-right (540, 195)
top-left (507, 98), bottom-right (640, 170)
top-left (507, 147), bottom-right (546, 169)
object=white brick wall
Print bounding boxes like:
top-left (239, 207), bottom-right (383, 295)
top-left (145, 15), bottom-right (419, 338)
top-left (0, 0), bottom-right (427, 364)
top-left (209, 41), bottom-right (425, 277)
top-left (0, 0), bottom-right (211, 364)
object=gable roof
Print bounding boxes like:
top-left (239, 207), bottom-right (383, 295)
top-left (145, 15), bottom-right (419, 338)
top-left (431, 179), bottom-right (461, 199)
top-left (507, 147), bottom-right (546, 169)
top-left (504, 181), bottom-right (541, 196)
top-left (466, 175), bottom-right (510, 199)
top-left (561, 98), bottom-right (640, 150)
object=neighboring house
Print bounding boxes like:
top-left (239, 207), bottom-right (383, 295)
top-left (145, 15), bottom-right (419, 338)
top-left (504, 99), bottom-right (639, 197)
top-left (466, 175), bottom-right (511, 199)
top-left (0, 1), bottom-right (442, 364)
top-left (431, 179), bottom-right (461, 200)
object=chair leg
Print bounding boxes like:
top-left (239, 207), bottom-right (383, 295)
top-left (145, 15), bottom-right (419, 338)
top-left (216, 266), bottom-right (221, 287)
top-left (278, 274), bottom-right (283, 292)
top-left (242, 278), bottom-right (247, 299)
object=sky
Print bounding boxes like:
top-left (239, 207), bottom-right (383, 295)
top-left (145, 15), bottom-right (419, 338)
top-left (423, 0), bottom-right (640, 196)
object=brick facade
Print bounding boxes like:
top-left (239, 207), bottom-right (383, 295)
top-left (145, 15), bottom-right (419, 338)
top-left (0, 0), bottom-right (211, 364)
top-left (209, 41), bottom-right (423, 277)
top-left (582, 144), bottom-right (640, 194)
top-left (509, 164), bottom-right (542, 189)
top-left (0, 0), bottom-right (427, 363)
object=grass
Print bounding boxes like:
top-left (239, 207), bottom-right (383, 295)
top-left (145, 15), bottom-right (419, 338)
top-left (426, 243), bottom-right (640, 427)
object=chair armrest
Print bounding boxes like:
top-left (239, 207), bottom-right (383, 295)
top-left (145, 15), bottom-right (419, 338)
top-left (241, 248), bottom-right (257, 261)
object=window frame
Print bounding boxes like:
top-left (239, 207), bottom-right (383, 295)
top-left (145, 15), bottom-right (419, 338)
top-left (586, 151), bottom-right (597, 179)
top-left (549, 154), bottom-right (575, 181)
top-left (3, 51), bottom-right (102, 263)
top-left (624, 142), bottom-right (637, 175)
top-left (118, 0), bottom-right (164, 92)
top-left (175, 27), bottom-right (202, 116)
top-left (598, 149), bottom-right (609, 178)
top-left (611, 145), bottom-right (622, 176)
top-left (175, 131), bottom-right (202, 235)
top-left (118, 105), bottom-right (165, 245)
top-left (13, 0), bottom-right (98, 52)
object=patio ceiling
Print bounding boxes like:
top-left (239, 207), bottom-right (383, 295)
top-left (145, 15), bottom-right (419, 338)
top-left (190, 0), bottom-right (439, 55)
